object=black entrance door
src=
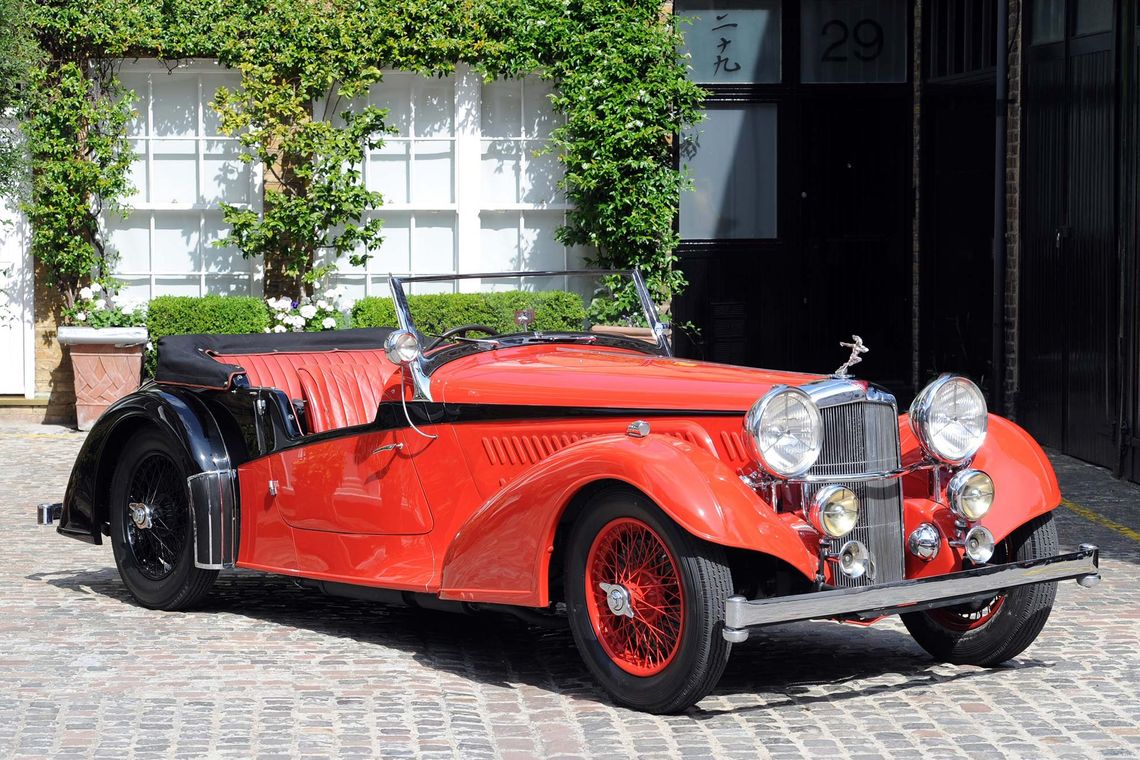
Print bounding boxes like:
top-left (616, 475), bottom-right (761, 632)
top-left (799, 95), bottom-right (913, 388)
top-left (1021, 0), bottom-right (1119, 467)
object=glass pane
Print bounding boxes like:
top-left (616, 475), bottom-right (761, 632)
top-left (372, 72), bottom-right (412, 136)
top-left (482, 79), bottom-right (523, 138)
top-left (201, 213), bottom-right (245, 273)
top-left (125, 140), bottom-right (147, 206)
top-left (202, 140), bottom-right (249, 205)
top-left (150, 74), bottom-right (199, 137)
top-left (1076, 0), bottom-right (1114, 34)
top-left (411, 212), bottom-right (456, 273)
top-left (331, 275), bottom-right (368, 302)
top-left (801, 0), bottom-right (907, 83)
top-left (482, 140), bottom-right (522, 205)
top-left (106, 215), bottom-right (150, 273)
top-left (480, 211), bottom-right (522, 272)
top-left (118, 73), bottom-right (149, 137)
top-left (414, 76), bottom-right (454, 137)
top-left (115, 277), bottom-right (151, 302)
top-left (411, 140), bottom-right (454, 204)
top-left (677, 1), bottom-right (782, 84)
top-left (152, 212), bottom-right (201, 272)
top-left (204, 275), bottom-right (252, 295)
top-left (1032, 0), bottom-right (1065, 43)
top-left (154, 276), bottom-right (202, 297)
top-left (373, 213), bottom-right (411, 272)
top-left (368, 141), bottom-right (409, 203)
top-left (680, 103), bottom-right (777, 240)
top-left (525, 78), bottom-right (559, 138)
top-left (521, 144), bottom-right (562, 204)
top-left (150, 140), bottom-right (198, 205)
top-left (519, 212), bottom-right (565, 270)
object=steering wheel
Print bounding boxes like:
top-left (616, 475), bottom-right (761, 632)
top-left (426, 324), bottom-right (499, 350)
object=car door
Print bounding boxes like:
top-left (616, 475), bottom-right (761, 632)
top-left (269, 429), bottom-right (434, 535)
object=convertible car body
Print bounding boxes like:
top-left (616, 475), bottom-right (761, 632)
top-left (52, 270), bottom-right (1100, 713)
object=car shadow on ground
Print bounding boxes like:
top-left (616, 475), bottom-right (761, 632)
top-left (30, 565), bottom-right (1047, 715)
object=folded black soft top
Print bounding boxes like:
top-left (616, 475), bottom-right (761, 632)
top-left (155, 328), bottom-right (396, 389)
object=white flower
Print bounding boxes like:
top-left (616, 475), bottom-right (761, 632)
top-left (145, 341), bottom-right (153, 351)
top-left (289, 315), bottom-right (306, 328)
top-left (275, 311), bottom-right (287, 321)
top-left (90, 282), bottom-right (103, 293)
top-left (316, 300), bottom-right (329, 311)
top-left (299, 304), bottom-right (317, 319)
top-left (75, 312), bottom-right (87, 322)
top-left (272, 324), bottom-right (287, 333)
top-left (93, 299), bottom-right (107, 310)
top-left (324, 288), bottom-right (337, 300)
top-left (79, 287), bottom-right (93, 300)
top-left (263, 327), bottom-right (271, 333)
top-left (321, 317), bottom-right (336, 329)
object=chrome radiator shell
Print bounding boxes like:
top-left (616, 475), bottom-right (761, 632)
top-left (806, 398), bottom-right (905, 587)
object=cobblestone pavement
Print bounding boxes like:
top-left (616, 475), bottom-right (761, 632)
top-left (1, 425), bottom-right (1137, 759)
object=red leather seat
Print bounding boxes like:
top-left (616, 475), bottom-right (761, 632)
top-left (297, 363), bottom-right (389, 433)
top-left (211, 349), bottom-right (391, 400)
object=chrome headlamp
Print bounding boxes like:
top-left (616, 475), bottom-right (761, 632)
top-left (909, 374), bottom-right (988, 464)
top-left (947, 469), bottom-right (995, 521)
top-left (744, 386), bottom-right (823, 478)
top-left (808, 485), bottom-right (860, 538)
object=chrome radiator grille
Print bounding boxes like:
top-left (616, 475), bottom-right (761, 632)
top-left (807, 401), bottom-right (905, 588)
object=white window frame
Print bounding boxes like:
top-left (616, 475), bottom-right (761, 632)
top-left (109, 59), bottom-right (263, 299)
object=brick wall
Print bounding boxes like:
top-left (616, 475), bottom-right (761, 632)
top-left (32, 261), bottom-right (76, 425)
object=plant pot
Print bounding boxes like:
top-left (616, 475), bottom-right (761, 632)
top-left (58, 326), bottom-right (148, 431)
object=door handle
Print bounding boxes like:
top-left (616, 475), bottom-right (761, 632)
top-left (373, 443), bottom-right (404, 454)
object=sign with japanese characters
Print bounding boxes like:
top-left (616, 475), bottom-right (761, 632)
top-left (677, 2), bottom-right (782, 84)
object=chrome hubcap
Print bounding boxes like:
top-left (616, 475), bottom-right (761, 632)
top-left (598, 582), bottom-right (635, 619)
top-left (128, 502), bottom-right (153, 530)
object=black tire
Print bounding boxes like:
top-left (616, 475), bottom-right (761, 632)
top-left (109, 429), bottom-right (217, 610)
top-left (902, 512), bottom-right (1058, 666)
top-left (564, 486), bottom-right (733, 713)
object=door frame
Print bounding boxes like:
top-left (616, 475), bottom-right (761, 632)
top-left (0, 185), bottom-right (34, 399)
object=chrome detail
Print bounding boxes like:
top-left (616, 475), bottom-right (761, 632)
top-left (599, 582), bottom-right (635, 619)
top-left (805, 397), bottom-right (905, 588)
top-left (630, 269), bottom-right (673, 357)
top-left (744, 385), bottom-right (823, 477)
top-left (128, 502), bottom-right (153, 530)
top-left (36, 502), bottom-right (62, 525)
top-left (721, 545), bottom-right (1100, 637)
top-left (909, 373), bottom-right (988, 464)
top-left (268, 480), bottom-right (278, 496)
top-left (835, 540), bottom-right (870, 579)
top-left (833, 334), bottom-right (869, 378)
top-left (187, 469), bottom-right (238, 570)
top-left (808, 485), bottom-right (860, 538)
top-left (947, 469), bottom-right (994, 521)
top-left (384, 329), bottom-right (422, 366)
top-left (908, 522), bottom-right (942, 561)
top-left (626, 420), bottom-right (651, 438)
top-left (373, 443), bottom-right (405, 454)
top-left (387, 275), bottom-right (434, 402)
top-left (964, 525), bottom-right (996, 564)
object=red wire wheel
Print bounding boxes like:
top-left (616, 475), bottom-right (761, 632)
top-left (584, 517), bottom-right (685, 677)
top-left (927, 595), bottom-right (1006, 632)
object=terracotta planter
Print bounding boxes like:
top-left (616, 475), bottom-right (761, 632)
top-left (58, 327), bottom-right (148, 431)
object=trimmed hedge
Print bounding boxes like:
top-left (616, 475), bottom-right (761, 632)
top-left (145, 295), bottom-right (271, 375)
top-left (351, 291), bottom-right (588, 335)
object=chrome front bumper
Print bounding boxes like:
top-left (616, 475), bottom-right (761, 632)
top-left (722, 544), bottom-right (1100, 643)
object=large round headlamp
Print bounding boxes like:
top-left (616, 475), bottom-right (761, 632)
top-left (909, 374), bottom-right (988, 463)
top-left (744, 387), bottom-right (823, 477)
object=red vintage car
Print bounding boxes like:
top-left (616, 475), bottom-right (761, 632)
top-left (52, 270), bottom-right (1100, 713)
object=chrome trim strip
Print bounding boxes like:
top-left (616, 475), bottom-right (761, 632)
top-left (723, 545), bottom-right (1099, 639)
top-left (187, 469), bottom-right (238, 570)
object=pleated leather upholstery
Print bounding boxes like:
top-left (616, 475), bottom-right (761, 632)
top-left (212, 350), bottom-right (390, 400)
top-left (297, 363), bottom-right (388, 433)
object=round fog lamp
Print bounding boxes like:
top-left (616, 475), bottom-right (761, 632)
top-left (948, 469), bottom-right (994, 521)
top-left (964, 525), bottom-right (995, 564)
top-left (837, 540), bottom-right (870, 579)
top-left (809, 485), bottom-right (860, 538)
top-left (908, 522), bottom-right (941, 561)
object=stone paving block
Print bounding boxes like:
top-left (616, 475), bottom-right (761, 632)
top-left (0, 430), bottom-right (1137, 758)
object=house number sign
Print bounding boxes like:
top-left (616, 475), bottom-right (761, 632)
top-left (801, 0), bottom-right (907, 83)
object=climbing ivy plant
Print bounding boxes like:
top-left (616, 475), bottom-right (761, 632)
top-left (20, 0), bottom-right (704, 308)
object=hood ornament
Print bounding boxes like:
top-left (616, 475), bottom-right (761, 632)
top-left (833, 335), bottom-right (868, 378)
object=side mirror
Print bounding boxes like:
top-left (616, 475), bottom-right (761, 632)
top-left (384, 330), bottom-right (422, 366)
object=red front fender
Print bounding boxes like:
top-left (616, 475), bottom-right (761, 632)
top-left (440, 434), bottom-right (818, 607)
